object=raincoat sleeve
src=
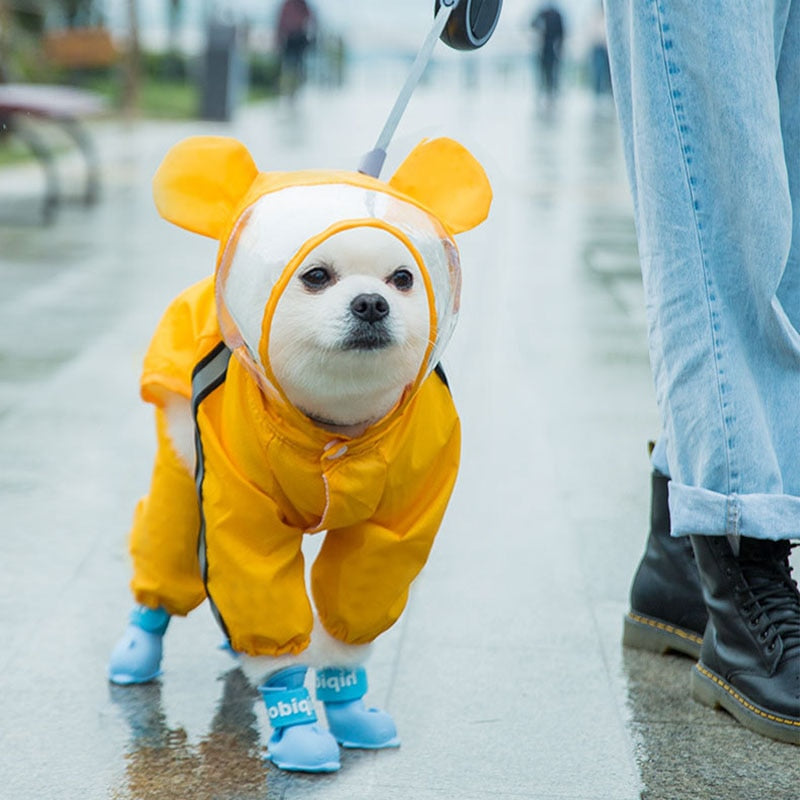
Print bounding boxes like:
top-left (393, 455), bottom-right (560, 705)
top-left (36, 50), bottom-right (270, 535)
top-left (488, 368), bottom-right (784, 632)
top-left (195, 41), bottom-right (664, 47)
top-left (129, 405), bottom-right (206, 616)
top-left (129, 275), bottom-right (220, 617)
top-left (310, 374), bottom-right (461, 645)
top-left (140, 275), bottom-right (220, 406)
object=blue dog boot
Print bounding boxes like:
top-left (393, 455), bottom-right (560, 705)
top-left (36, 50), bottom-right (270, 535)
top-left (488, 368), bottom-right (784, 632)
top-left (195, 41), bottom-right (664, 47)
top-left (316, 667), bottom-right (400, 749)
top-left (108, 605), bottom-right (170, 685)
top-left (260, 666), bottom-right (340, 773)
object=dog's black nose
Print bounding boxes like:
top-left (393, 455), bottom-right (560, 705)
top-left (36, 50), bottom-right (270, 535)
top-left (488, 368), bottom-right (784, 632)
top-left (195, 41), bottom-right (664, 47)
top-left (350, 293), bottom-right (389, 322)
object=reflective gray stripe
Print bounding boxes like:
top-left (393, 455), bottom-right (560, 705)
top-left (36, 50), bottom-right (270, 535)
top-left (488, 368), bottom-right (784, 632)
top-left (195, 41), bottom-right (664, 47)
top-left (192, 343), bottom-right (232, 414)
top-left (191, 342), bottom-right (231, 639)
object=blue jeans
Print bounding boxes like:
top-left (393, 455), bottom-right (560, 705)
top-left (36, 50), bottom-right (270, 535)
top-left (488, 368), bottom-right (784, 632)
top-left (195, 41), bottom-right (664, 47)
top-left (605, 0), bottom-right (800, 540)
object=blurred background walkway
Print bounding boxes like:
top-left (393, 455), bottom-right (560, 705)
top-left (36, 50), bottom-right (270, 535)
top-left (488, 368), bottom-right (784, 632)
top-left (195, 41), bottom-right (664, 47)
top-left (0, 3), bottom-right (797, 799)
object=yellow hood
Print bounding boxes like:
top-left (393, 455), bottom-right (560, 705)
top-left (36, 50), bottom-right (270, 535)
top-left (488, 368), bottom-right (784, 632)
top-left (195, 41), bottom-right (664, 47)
top-left (152, 136), bottom-right (492, 422)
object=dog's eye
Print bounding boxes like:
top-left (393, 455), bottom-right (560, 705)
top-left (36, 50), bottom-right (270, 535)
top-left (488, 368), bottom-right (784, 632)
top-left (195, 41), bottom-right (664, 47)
top-left (301, 267), bottom-right (333, 291)
top-left (388, 268), bottom-right (414, 292)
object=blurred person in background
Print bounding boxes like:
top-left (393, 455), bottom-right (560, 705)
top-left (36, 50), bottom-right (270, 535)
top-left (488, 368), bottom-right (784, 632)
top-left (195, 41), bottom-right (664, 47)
top-left (275, 0), bottom-right (315, 97)
top-left (531, 3), bottom-right (565, 106)
top-left (586, 2), bottom-right (610, 99)
top-left (606, 0), bottom-right (800, 744)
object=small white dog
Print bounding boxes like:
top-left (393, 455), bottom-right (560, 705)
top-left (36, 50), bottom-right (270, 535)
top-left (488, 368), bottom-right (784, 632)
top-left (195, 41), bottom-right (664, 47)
top-left (109, 135), bottom-right (491, 773)
top-left (268, 226), bottom-right (431, 434)
top-left (163, 226), bottom-right (430, 467)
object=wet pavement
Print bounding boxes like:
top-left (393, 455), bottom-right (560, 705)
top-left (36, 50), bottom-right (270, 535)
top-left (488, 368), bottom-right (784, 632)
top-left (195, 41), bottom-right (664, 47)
top-left (0, 73), bottom-right (798, 800)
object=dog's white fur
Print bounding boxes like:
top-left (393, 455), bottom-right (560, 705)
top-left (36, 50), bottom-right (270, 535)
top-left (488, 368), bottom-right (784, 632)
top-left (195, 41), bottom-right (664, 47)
top-left (164, 225), bottom-right (431, 681)
top-left (162, 395), bottom-right (195, 471)
top-left (237, 619), bottom-right (372, 686)
top-left (269, 227), bottom-right (431, 431)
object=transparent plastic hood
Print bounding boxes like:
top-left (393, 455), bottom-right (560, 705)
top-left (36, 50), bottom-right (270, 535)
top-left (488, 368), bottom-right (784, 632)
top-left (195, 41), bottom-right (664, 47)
top-left (215, 181), bottom-right (462, 409)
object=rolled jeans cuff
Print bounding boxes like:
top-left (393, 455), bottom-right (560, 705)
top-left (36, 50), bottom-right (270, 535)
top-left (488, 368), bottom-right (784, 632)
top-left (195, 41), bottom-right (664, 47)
top-left (669, 483), bottom-right (800, 541)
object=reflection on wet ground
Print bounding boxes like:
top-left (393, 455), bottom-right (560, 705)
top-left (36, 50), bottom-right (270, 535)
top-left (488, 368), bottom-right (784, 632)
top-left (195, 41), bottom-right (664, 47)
top-left (110, 666), bottom-right (383, 800)
top-left (109, 669), bottom-right (290, 800)
top-left (110, 670), bottom-right (268, 800)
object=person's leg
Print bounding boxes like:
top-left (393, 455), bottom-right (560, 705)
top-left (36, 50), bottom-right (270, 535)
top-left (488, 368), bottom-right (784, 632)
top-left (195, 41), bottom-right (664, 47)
top-left (687, 0), bottom-right (800, 745)
top-left (605, 0), bottom-right (711, 651)
top-left (622, 448), bottom-right (707, 658)
top-left (607, 0), bottom-right (800, 536)
top-left (689, 534), bottom-right (799, 743)
top-left (606, 0), bottom-right (800, 742)
top-left (776, 0), bottom-right (800, 345)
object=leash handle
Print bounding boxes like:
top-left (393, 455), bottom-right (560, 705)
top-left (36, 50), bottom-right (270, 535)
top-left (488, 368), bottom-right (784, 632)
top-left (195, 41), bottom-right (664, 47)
top-left (358, 0), bottom-right (459, 178)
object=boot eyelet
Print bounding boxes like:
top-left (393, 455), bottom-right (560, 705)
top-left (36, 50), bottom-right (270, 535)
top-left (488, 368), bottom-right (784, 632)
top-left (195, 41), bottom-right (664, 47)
top-left (758, 630), bottom-right (769, 641)
top-left (767, 642), bottom-right (777, 653)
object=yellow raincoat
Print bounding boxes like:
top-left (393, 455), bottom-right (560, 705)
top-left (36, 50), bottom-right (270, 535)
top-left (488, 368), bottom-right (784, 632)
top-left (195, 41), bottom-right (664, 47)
top-left (129, 136), bottom-right (492, 657)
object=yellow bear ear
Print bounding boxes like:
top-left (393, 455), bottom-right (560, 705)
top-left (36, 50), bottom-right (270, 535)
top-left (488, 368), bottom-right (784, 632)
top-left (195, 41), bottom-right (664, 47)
top-left (152, 136), bottom-right (259, 240)
top-left (388, 137), bottom-right (492, 235)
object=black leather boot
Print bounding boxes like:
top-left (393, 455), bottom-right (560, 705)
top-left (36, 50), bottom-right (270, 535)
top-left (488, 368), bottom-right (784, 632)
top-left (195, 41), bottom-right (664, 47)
top-left (689, 535), bottom-right (800, 744)
top-left (622, 471), bottom-right (708, 658)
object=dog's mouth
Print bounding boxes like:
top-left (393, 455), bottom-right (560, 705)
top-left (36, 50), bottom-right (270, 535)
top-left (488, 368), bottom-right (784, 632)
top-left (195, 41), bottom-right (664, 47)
top-left (341, 321), bottom-right (394, 351)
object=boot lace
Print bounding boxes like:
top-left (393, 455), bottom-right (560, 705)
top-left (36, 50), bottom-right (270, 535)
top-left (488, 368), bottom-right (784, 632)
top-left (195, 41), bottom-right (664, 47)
top-left (737, 541), bottom-right (800, 658)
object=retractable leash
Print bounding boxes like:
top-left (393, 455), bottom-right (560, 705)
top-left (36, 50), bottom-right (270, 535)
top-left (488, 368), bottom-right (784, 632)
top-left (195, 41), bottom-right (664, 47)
top-left (358, 0), bottom-right (503, 178)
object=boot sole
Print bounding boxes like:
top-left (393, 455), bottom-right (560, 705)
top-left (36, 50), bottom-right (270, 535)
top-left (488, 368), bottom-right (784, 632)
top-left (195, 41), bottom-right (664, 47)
top-left (623, 611), bottom-right (703, 659)
top-left (691, 662), bottom-right (800, 745)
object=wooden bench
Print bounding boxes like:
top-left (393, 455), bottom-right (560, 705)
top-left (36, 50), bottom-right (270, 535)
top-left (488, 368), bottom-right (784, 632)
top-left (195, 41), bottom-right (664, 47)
top-left (0, 82), bottom-right (107, 222)
top-left (42, 27), bottom-right (118, 70)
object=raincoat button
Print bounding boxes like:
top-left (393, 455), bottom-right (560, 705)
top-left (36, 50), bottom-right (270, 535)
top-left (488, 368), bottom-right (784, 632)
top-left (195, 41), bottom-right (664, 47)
top-left (325, 444), bottom-right (348, 460)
